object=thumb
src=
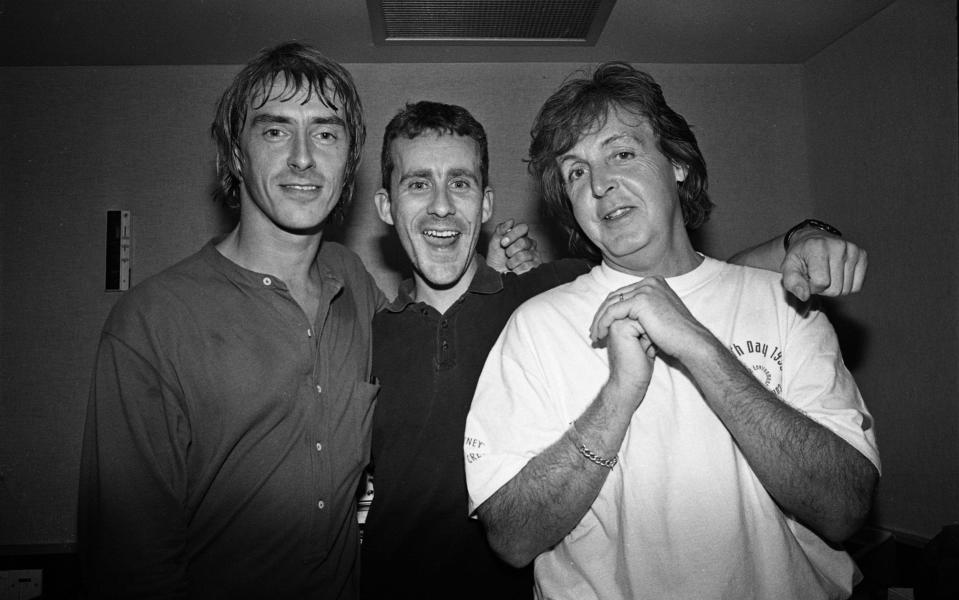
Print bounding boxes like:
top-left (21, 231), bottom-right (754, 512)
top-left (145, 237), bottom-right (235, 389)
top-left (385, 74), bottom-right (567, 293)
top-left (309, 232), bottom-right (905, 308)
top-left (782, 269), bottom-right (811, 302)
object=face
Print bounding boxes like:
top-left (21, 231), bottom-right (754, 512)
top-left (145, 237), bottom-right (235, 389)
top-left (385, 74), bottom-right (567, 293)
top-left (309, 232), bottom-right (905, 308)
top-left (236, 80), bottom-right (350, 233)
top-left (557, 108), bottom-right (688, 275)
top-left (375, 132), bottom-right (493, 291)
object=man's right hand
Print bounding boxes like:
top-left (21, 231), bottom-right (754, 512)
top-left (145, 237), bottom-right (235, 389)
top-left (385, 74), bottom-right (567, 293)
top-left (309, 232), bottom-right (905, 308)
top-left (604, 317), bottom-right (655, 406)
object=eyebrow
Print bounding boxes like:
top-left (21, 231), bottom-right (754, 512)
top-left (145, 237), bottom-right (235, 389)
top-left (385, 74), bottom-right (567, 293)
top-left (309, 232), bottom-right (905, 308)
top-left (557, 132), bottom-right (638, 165)
top-left (250, 114), bottom-right (346, 128)
top-left (399, 167), bottom-right (478, 182)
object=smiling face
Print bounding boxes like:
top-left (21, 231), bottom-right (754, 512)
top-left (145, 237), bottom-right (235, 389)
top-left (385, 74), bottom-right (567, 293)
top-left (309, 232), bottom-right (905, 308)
top-left (557, 107), bottom-right (696, 276)
top-left (236, 80), bottom-right (350, 234)
top-left (376, 132), bottom-right (493, 299)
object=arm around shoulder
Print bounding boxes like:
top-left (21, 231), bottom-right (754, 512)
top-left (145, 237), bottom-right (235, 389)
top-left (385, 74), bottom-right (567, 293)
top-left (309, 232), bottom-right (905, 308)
top-left (726, 220), bottom-right (867, 301)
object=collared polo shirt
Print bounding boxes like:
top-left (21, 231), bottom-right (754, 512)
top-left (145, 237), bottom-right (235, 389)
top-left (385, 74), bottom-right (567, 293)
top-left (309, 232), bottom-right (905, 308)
top-left (360, 259), bottom-right (590, 599)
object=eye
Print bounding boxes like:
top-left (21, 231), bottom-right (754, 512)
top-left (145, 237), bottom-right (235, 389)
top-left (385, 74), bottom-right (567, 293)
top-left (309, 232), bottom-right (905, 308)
top-left (450, 179), bottom-right (471, 190)
top-left (264, 127), bottom-right (287, 139)
top-left (408, 180), bottom-right (429, 191)
top-left (614, 151), bottom-right (635, 161)
top-left (316, 130), bottom-right (338, 142)
top-left (566, 167), bottom-right (586, 183)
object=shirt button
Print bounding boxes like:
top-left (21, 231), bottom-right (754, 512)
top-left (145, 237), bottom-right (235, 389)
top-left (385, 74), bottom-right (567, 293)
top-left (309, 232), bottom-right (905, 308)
top-left (307, 328), bottom-right (313, 337)
top-left (441, 340), bottom-right (449, 349)
top-left (315, 442), bottom-right (322, 452)
top-left (317, 500), bottom-right (325, 510)
top-left (316, 385), bottom-right (322, 394)
top-left (441, 320), bottom-right (448, 329)
top-left (262, 277), bottom-right (272, 286)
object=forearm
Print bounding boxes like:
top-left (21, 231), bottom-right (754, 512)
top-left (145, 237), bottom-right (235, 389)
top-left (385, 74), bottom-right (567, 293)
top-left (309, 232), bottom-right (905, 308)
top-left (726, 235), bottom-right (785, 270)
top-left (477, 382), bottom-right (637, 566)
top-left (685, 338), bottom-right (878, 542)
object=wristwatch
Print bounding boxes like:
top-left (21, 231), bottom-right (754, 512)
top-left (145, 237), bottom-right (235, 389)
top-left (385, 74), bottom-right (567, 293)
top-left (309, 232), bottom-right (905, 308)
top-left (784, 219), bottom-right (842, 251)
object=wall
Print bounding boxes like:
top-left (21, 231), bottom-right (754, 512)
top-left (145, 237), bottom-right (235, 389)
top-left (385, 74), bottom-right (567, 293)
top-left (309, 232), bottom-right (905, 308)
top-left (2, 59), bottom-right (818, 547)
top-left (803, 0), bottom-right (959, 539)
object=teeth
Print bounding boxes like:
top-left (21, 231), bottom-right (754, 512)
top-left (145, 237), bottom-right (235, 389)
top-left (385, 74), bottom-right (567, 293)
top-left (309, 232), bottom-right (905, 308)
top-left (284, 185), bottom-right (318, 190)
top-left (604, 207), bottom-right (630, 220)
top-left (424, 230), bottom-right (459, 239)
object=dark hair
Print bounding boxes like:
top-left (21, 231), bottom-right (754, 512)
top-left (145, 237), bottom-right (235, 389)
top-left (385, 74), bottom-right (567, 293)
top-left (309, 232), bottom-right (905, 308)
top-left (210, 41), bottom-right (366, 222)
top-left (528, 61), bottom-right (712, 259)
top-left (380, 101), bottom-right (489, 190)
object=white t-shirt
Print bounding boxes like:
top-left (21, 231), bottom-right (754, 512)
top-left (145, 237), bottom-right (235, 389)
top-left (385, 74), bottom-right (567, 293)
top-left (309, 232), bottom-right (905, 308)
top-left (464, 257), bottom-right (880, 600)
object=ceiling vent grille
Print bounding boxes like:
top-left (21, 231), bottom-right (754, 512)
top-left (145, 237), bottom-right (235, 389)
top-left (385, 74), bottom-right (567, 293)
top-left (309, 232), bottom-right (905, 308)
top-left (368, 0), bottom-right (617, 45)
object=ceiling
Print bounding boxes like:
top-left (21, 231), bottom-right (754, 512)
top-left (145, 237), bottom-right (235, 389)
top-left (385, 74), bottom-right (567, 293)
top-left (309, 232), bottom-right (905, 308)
top-left (0, 0), bottom-right (897, 67)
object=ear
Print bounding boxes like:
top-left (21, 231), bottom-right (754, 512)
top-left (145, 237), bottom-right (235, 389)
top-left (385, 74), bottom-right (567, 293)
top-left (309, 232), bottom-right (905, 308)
top-left (481, 187), bottom-right (494, 224)
top-left (672, 162), bottom-right (688, 183)
top-left (374, 189), bottom-right (394, 226)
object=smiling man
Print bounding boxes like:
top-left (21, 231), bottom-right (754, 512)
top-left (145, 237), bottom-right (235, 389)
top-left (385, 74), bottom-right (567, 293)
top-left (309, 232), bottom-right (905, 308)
top-left (359, 101), bottom-right (872, 600)
top-left (78, 42), bottom-right (383, 599)
top-left (360, 101), bottom-right (588, 600)
top-left (464, 63), bottom-right (880, 600)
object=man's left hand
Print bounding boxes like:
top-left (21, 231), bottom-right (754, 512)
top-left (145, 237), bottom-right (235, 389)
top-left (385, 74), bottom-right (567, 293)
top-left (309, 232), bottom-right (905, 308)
top-left (486, 219), bottom-right (542, 274)
top-left (781, 230), bottom-right (868, 301)
top-left (590, 277), bottom-right (712, 363)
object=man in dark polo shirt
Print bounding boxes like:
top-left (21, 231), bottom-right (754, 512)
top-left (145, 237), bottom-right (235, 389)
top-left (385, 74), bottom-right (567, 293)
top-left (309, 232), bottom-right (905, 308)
top-left (79, 42), bottom-right (384, 599)
top-left (359, 100), bottom-right (868, 599)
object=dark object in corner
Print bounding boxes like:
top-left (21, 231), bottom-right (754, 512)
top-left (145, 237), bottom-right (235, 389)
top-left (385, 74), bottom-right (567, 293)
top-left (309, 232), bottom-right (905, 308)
top-left (915, 524), bottom-right (959, 599)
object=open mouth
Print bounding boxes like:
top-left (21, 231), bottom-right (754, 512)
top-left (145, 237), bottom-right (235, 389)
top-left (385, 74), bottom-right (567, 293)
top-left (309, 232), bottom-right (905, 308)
top-left (281, 184), bottom-right (320, 192)
top-left (603, 207), bottom-right (633, 221)
top-left (423, 229), bottom-right (462, 245)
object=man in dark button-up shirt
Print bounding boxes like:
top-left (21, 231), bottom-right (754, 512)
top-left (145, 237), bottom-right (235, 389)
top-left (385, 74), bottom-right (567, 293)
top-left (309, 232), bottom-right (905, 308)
top-left (79, 42), bottom-right (384, 599)
top-left (360, 100), bottom-right (870, 599)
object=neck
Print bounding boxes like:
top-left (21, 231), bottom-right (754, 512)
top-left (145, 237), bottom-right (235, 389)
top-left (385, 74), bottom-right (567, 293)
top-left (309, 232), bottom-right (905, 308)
top-left (216, 218), bottom-right (324, 286)
top-left (607, 227), bottom-right (703, 278)
top-left (411, 256), bottom-right (480, 315)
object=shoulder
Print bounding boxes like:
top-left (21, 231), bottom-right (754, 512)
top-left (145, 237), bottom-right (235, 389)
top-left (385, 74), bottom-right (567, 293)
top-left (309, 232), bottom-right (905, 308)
top-left (101, 247), bottom-right (213, 340)
top-left (110, 248), bottom-right (210, 314)
top-left (317, 241), bottom-right (385, 312)
top-left (317, 240), bottom-right (370, 277)
top-left (705, 257), bottom-right (786, 297)
top-left (503, 258), bottom-right (593, 296)
top-left (509, 265), bottom-right (598, 326)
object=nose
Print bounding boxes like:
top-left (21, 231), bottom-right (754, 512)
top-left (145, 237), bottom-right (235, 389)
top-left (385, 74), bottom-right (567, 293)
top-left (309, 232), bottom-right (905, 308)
top-left (590, 165), bottom-right (615, 199)
top-left (427, 186), bottom-right (455, 217)
top-left (288, 133), bottom-right (315, 171)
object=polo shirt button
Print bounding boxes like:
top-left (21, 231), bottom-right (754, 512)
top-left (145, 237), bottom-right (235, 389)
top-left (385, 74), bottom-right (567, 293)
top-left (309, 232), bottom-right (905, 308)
top-left (441, 320), bottom-right (448, 328)
top-left (316, 385), bottom-right (322, 394)
top-left (317, 500), bottom-right (325, 509)
top-left (315, 442), bottom-right (322, 452)
top-left (262, 277), bottom-right (272, 286)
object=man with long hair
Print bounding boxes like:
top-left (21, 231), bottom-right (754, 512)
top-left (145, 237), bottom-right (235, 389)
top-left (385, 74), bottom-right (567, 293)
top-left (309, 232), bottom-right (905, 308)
top-left (79, 42), bottom-right (382, 599)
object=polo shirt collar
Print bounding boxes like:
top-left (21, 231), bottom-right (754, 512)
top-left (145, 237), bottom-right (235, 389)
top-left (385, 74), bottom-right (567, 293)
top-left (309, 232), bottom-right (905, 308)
top-left (384, 259), bottom-right (504, 313)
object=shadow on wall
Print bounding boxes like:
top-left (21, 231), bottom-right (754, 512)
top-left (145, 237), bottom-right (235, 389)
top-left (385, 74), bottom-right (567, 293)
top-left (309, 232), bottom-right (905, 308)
top-left (820, 297), bottom-right (871, 372)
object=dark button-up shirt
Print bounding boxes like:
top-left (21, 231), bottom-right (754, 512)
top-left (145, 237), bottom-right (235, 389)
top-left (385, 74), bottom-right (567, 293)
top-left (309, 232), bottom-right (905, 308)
top-left (79, 240), bottom-right (384, 599)
top-left (361, 259), bottom-right (590, 599)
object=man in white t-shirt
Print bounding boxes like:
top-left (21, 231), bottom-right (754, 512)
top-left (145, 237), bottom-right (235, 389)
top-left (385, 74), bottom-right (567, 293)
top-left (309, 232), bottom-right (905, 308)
top-left (463, 62), bottom-right (880, 600)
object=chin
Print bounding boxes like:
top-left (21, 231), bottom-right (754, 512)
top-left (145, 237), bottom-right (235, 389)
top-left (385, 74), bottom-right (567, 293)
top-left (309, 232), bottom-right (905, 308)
top-left (419, 266), bottom-right (468, 289)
